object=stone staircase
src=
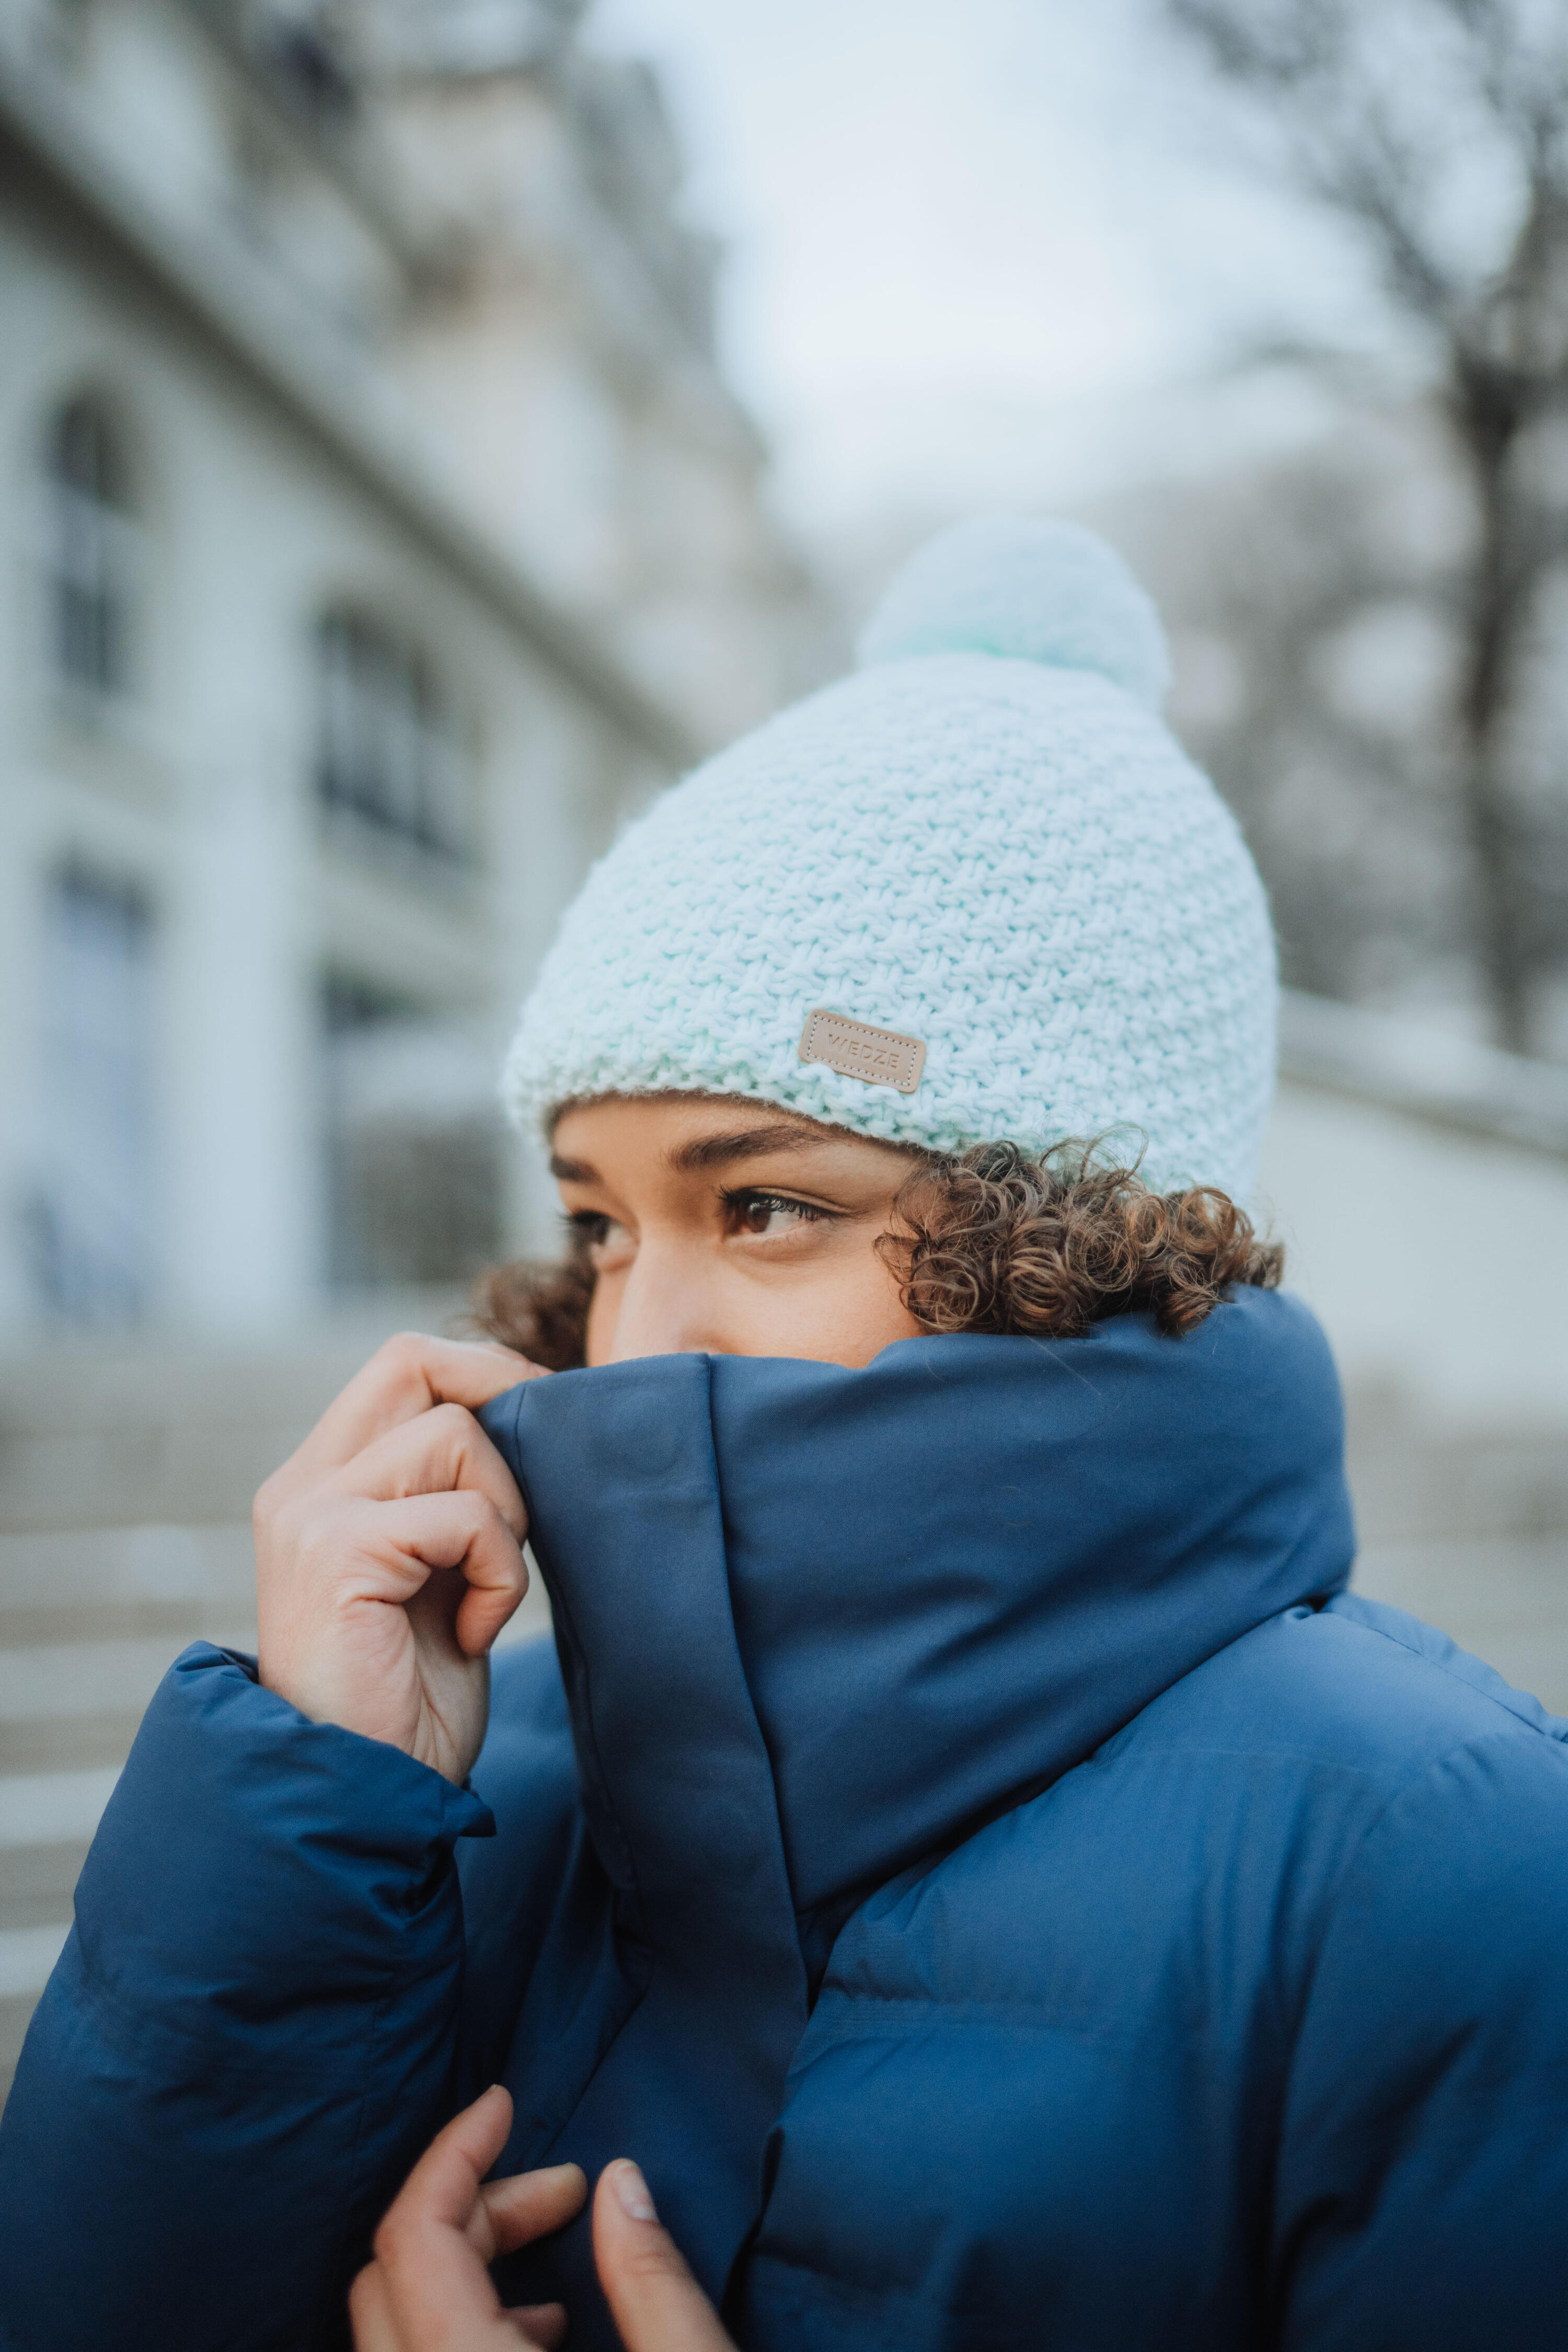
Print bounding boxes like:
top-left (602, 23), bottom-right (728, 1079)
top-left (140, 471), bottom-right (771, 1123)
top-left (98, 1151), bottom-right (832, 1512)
top-left (0, 1345), bottom-right (1564, 2106)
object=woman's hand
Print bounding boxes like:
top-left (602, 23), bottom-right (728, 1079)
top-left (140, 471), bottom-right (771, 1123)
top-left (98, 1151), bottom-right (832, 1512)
top-left (254, 1334), bottom-right (546, 1784)
top-left (349, 2089), bottom-right (583, 2351)
top-left (351, 2089), bottom-right (736, 2352)
top-left (591, 2155), bottom-right (736, 2352)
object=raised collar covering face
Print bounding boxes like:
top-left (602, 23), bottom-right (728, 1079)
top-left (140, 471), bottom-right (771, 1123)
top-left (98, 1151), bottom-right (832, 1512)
top-left (476, 1291), bottom-right (1354, 2340)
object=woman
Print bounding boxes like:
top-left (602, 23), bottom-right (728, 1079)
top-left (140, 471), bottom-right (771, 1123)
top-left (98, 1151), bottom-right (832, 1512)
top-left (3, 518), bottom-right (1565, 2352)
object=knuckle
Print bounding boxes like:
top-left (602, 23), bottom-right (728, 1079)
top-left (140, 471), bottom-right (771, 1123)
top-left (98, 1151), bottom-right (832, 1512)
top-left (466, 1494), bottom-right (517, 1557)
top-left (252, 1469), bottom-right (286, 1529)
top-left (485, 1498), bottom-right (526, 1555)
top-left (381, 1330), bottom-right (429, 1367)
top-left (266, 1491), bottom-right (313, 1552)
top-left (293, 1503), bottom-right (349, 1565)
top-left (378, 1331), bottom-right (435, 1396)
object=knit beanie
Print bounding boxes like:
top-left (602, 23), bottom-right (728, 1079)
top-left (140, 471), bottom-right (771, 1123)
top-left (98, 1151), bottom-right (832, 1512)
top-left (502, 515), bottom-right (1277, 1200)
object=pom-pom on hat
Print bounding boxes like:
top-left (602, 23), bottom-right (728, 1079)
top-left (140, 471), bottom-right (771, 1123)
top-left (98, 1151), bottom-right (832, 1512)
top-left (858, 513), bottom-right (1171, 708)
top-left (503, 514), bottom-right (1277, 1200)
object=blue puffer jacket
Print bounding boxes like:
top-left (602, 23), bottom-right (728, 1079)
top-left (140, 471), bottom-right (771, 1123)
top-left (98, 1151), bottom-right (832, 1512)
top-left (4, 1295), bottom-right (1567, 2351)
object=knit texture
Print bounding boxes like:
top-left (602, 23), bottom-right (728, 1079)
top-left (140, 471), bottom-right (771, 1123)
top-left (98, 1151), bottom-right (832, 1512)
top-left (503, 515), bottom-right (1277, 1200)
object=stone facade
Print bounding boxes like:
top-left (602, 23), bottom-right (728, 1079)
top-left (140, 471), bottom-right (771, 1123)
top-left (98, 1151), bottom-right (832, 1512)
top-left (0, 0), bottom-right (815, 1340)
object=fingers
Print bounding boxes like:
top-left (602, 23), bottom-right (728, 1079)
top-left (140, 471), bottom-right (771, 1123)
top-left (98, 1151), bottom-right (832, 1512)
top-left (386, 2085), bottom-right (516, 2245)
top-left (359, 2093), bottom-right (589, 2352)
top-left (501, 2309), bottom-right (568, 2351)
top-left (453, 1533), bottom-right (529, 1658)
top-left (347, 2259), bottom-right (402, 2352)
top-left (368, 2089), bottom-right (516, 2344)
top-left (326, 1409), bottom-right (528, 1652)
top-left (593, 2163), bottom-right (736, 2352)
top-left (479, 2165), bottom-right (589, 2261)
top-left (288, 1333), bottom-right (548, 1485)
top-left (354, 1490), bottom-right (529, 1656)
top-left (257, 1388), bottom-right (529, 1698)
top-left (328, 1405), bottom-right (527, 1539)
top-left (351, 2259), bottom-right (561, 2352)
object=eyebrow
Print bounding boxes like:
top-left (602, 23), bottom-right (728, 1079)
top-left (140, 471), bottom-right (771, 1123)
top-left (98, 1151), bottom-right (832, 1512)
top-left (667, 1123), bottom-right (825, 1173)
top-left (548, 1123), bottom-right (827, 1189)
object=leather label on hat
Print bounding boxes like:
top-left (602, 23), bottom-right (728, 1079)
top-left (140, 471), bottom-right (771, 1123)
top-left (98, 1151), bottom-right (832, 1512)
top-left (798, 1009), bottom-right (927, 1094)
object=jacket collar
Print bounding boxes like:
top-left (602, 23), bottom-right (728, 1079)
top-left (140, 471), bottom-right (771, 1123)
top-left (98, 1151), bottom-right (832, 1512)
top-left (478, 1292), bottom-right (1353, 2329)
top-left (481, 1289), bottom-right (1354, 1950)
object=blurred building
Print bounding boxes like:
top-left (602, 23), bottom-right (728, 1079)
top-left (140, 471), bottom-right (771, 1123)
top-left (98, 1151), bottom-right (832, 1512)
top-left (0, 0), bottom-right (815, 1341)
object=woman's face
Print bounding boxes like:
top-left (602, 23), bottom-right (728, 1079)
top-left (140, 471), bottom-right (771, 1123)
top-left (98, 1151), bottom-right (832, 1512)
top-left (550, 1095), bottom-right (926, 1368)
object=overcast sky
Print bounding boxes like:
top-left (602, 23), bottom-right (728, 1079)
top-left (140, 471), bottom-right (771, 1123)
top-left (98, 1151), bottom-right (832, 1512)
top-left (586, 0), bottom-right (1393, 548)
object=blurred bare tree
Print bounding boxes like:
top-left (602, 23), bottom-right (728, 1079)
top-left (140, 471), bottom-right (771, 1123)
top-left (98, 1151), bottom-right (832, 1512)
top-left (1161, 0), bottom-right (1568, 1051)
top-left (1113, 413), bottom-right (1473, 1011)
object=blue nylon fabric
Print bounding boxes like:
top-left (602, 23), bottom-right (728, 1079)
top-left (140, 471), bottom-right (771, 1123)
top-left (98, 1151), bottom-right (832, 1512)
top-left (702, 1305), bottom-right (1355, 1914)
top-left (0, 1654), bottom-right (494, 2348)
top-left (3, 1289), bottom-right (1567, 2351)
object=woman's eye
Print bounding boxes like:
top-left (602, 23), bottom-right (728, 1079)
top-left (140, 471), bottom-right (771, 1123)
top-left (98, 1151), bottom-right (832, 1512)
top-left (728, 1190), bottom-right (827, 1238)
top-left (570, 1212), bottom-right (633, 1267)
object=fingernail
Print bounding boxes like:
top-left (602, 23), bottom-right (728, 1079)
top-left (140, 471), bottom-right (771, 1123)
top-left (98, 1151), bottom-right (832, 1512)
top-left (613, 2161), bottom-right (657, 2222)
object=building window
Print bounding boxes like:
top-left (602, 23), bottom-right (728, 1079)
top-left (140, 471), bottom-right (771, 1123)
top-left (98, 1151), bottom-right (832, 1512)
top-left (321, 979), bottom-right (503, 1289)
top-left (315, 612), bottom-right (468, 863)
top-left (24, 867), bottom-right (155, 1325)
top-left (44, 394), bottom-right (137, 700)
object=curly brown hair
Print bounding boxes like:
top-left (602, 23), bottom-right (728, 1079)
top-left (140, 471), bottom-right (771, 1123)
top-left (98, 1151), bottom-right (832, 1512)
top-left (470, 1138), bottom-right (1282, 1368)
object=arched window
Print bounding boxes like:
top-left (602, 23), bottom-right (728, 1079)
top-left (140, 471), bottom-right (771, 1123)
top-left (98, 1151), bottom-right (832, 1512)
top-left (45, 394), bottom-right (136, 698)
top-left (315, 610), bottom-right (467, 861)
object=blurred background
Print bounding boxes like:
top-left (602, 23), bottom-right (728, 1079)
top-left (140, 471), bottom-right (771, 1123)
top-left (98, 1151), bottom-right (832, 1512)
top-left (3, 0), bottom-right (1568, 2089)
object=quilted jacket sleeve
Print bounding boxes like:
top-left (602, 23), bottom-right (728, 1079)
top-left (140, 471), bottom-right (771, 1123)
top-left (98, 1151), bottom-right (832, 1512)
top-left (0, 1644), bottom-right (494, 2352)
top-left (1273, 1723), bottom-right (1568, 2347)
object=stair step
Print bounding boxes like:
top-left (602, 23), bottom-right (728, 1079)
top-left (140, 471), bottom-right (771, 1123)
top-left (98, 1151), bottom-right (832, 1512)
top-left (0, 1529), bottom-right (259, 1782)
top-left (2, 1989), bottom-right (43, 2089)
top-left (0, 1766), bottom-right (121, 1849)
top-left (0, 1922), bottom-right (69, 2001)
top-left (0, 1841), bottom-right (93, 1932)
top-left (0, 1924), bottom-right (72, 2102)
top-left (0, 1716), bottom-right (143, 1774)
top-left (0, 1524), bottom-right (256, 1633)
top-left (0, 1635), bottom-right (213, 1720)
top-left (0, 1340), bottom-right (435, 1532)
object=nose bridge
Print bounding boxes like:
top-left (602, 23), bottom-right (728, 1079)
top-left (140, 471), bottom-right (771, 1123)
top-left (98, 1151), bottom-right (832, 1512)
top-left (606, 1229), bottom-right (727, 1361)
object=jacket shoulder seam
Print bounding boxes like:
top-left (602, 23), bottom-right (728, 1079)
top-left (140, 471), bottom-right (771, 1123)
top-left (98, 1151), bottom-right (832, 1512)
top-left (1335, 1598), bottom-right (1568, 1742)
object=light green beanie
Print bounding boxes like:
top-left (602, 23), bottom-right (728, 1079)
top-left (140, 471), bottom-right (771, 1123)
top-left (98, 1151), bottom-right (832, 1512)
top-left (502, 514), bottom-right (1277, 1200)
